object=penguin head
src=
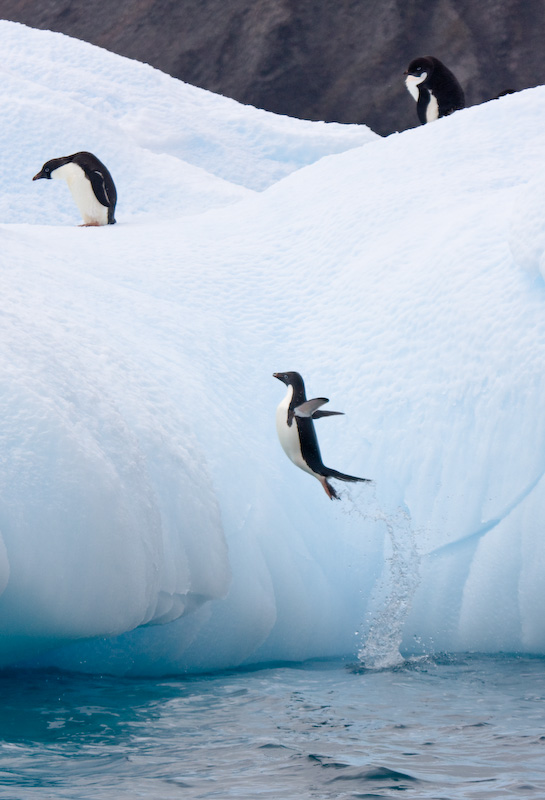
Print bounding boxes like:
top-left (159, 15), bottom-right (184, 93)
top-left (32, 156), bottom-right (72, 181)
top-left (273, 372), bottom-right (306, 395)
top-left (404, 56), bottom-right (435, 87)
top-left (274, 371), bottom-right (300, 384)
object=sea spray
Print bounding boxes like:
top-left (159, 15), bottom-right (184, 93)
top-left (339, 483), bottom-right (421, 669)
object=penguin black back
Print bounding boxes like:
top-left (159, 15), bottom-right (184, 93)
top-left (74, 152), bottom-right (117, 224)
top-left (405, 56), bottom-right (465, 125)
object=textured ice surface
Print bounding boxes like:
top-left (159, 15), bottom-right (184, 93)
top-left (0, 20), bottom-right (376, 227)
top-left (1, 21), bottom-right (545, 674)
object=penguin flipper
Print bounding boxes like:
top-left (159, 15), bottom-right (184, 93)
top-left (312, 410), bottom-right (344, 419)
top-left (294, 398), bottom-right (330, 417)
top-left (88, 169), bottom-right (114, 207)
top-left (416, 87), bottom-right (431, 125)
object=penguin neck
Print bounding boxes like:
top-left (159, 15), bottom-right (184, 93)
top-left (281, 383), bottom-right (294, 410)
top-left (52, 161), bottom-right (85, 186)
top-left (288, 381), bottom-right (306, 409)
top-left (405, 73), bottom-right (427, 100)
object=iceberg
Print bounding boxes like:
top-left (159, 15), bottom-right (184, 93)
top-left (1, 21), bottom-right (544, 675)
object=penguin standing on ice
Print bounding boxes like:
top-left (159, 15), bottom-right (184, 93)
top-left (273, 371), bottom-right (371, 499)
top-left (404, 56), bottom-right (465, 124)
top-left (33, 151), bottom-right (117, 226)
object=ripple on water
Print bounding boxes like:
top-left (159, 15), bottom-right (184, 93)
top-left (0, 655), bottom-right (544, 799)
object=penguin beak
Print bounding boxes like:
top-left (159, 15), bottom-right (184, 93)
top-left (32, 169), bottom-right (47, 181)
top-left (273, 372), bottom-right (286, 383)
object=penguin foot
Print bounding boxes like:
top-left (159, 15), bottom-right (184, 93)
top-left (78, 222), bottom-right (102, 227)
top-left (320, 477), bottom-right (339, 500)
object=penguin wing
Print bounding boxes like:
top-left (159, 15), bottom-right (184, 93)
top-left (87, 169), bottom-right (114, 207)
top-left (294, 398), bottom-right (344, 419)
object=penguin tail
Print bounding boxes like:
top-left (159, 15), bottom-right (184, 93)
top-left (326, 469), bottom-right (372, 485)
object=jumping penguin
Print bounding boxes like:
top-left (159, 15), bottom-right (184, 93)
top-left (33, 151), bottom-right (117, 226)
top-left (404, 56), bottom-right (465, 124)
top-left (273, 371), bottom-right (371, 499)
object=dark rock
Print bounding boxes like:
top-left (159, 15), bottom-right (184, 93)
top-left (1, 0), bottom-right (544, 135)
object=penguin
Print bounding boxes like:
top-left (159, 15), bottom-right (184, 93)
top-left (33, 151), bottom-right (117, 226)
top-left (404, 56), bottom-right (465, 125)
top-left (273, 371), bottom-right (371, 499)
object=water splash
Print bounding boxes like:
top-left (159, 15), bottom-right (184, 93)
top-left (359, 501), bottom-right (421, 669)
top-left (339, 484), bottom-right (421, 669)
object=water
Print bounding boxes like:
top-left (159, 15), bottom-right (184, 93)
top-left (0, 655), bottom-right (544, 799)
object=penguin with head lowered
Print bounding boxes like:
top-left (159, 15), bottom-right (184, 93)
top-left (273, 371), bottom-right (371, 499)
top-left (33, 151), bottom-right (117, 226)
top-left (404, 56), bottom-right (465, 125)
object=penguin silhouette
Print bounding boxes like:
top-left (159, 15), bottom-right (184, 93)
top-left (405, 56), bottom-right (465, 124)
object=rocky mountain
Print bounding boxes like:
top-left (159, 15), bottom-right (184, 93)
top-left (1, 0), bottom-right (543, 135)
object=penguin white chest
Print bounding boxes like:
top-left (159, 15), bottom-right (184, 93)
top-left (53, 162), bottom-right (108, 225)
top-left (275, 387), bottom-right (314, 475)
top-left (425, 92), bottom-right (440, 122)
top-left (405, 72), bottom-right (426, 100)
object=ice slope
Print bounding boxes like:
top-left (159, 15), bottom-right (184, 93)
top-left (0, 20), bottom-right (375, 225)
top-left (1, 21), bottom-right (545, 674)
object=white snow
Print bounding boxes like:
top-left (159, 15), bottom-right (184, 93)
top-left (1, 21), bottom-right (545, 675)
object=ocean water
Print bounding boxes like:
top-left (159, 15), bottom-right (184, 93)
top-left (0, 655), bottom-right (544, 799)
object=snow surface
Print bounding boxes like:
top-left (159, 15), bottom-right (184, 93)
top-left (1, 21), bottom-right (545, 675)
